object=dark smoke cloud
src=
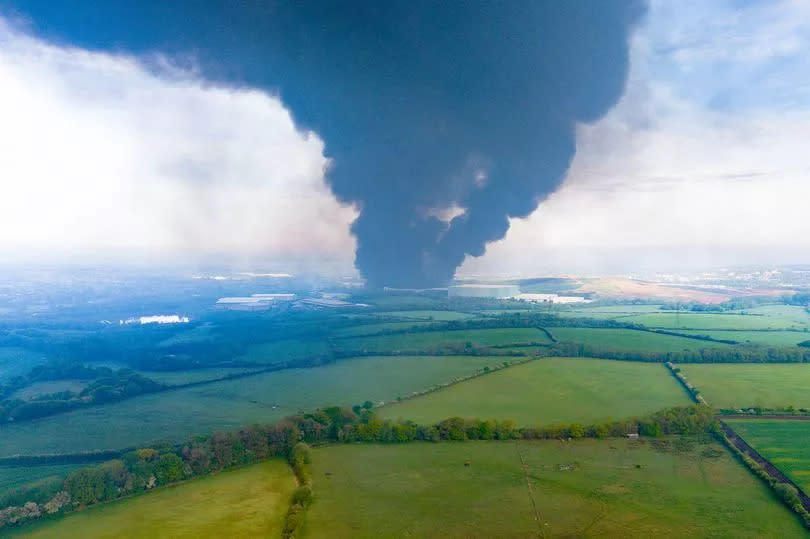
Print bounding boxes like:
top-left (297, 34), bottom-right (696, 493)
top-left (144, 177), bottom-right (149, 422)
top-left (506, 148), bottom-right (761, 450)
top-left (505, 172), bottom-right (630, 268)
top-left (269, 2), bottom-right (646, 287)
top-left (4, 1), bottom-right (646, 287)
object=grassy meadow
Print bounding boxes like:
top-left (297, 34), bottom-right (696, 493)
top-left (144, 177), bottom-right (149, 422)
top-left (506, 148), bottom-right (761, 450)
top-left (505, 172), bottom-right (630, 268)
top-left (330, 320), bottom-right (434, 338)
top-left (0, 355), bottom-right (507, 457)
top-left (617, 311), bottom-right (810, 330)
top-left (234, 338), bottom-right (332, 365)
top-left (378, 358), bottom-right (690, 425)
top-left (676, 329), bottom-right (810, 347)
top-left (302, 439), bottom-right (804, 538)
top-left (680, 363), bottom-right (810, 409)
top-left (14, 459), bottom-right (296, 538)
top-left (726, 419), bottom-right (810, 492)
top-left (373, 310), bottom-right (474, 320)
top-left (337, 328), bottom-right (552, 353)
top-left (547, 327), bottom-right (727, 352)
top-left (137, 367), bottom-right (262, 386)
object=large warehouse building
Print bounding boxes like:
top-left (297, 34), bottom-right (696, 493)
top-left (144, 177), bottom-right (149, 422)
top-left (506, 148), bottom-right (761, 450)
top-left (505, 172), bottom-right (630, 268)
top-left (448, 284), bottom-right (520, 298)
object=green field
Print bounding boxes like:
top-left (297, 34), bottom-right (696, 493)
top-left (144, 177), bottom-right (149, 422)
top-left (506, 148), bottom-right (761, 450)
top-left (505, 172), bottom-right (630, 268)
top-left (379, 358), bottom-right (690, 425)
top-left (617, 311), bottom-right (809, 330)
top-left (0, 463), bottom-right (84, 493)
top-left (548, 327), bottom-right (727, 352)
top-left (157, 323), bottom-right (216, 347)
top-left (138, 367), bottom-right (261, 386)
top-left (15, 459), bottom-right (296, 538)
top-left (726, 419), bottom-right (810, 492)
top-left (331, 321), bottom-right (434, 338)
top-left (680, 363), bottom-right (810, 409)
top-left (374, 310), bottom-right (474, 321)
top-left (677, 330), bottom-right (809, 347)
top-left (0, 356), bottom-right (508, 457)
top-left (744, 305), bottom-right (810, 326)
top-left (338, 328), bottom-right (551, 353)
top-left (567, 304), bottom-right (667, 314)
top-left (234, 338), bottom-right (332, 365)
top-left (558, 304), bottom-right (810, 331)
top-left (303, 440), bottom-right (804, 538)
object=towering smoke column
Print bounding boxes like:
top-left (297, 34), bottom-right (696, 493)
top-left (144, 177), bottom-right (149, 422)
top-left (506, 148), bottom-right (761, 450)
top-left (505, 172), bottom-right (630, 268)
top-left (263, 2), bottom-right (646, 287)
top-left (7, 1), bottom-right (645, 286)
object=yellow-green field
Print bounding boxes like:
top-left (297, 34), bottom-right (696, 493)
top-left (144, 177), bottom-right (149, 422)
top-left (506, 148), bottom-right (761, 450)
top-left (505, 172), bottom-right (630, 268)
top-left (379, 358), bottom-right (690, 425)
top-left (302, 440), bottom-right (804, 538)
top-left (680, 363), bottom-right (810, 409)
top-left (13, 460), bottom-right (296, 538)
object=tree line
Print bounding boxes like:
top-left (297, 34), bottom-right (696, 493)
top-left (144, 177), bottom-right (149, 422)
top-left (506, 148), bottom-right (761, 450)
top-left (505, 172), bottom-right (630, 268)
top-left (0, 402), bottom-right (714, 530)
top-left (547, 341), bottom-right (810, 363)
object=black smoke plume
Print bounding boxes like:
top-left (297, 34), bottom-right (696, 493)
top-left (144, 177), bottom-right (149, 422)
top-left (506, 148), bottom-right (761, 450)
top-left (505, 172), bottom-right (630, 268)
top-left (9, 1), bottom-right (646, 287)
top-left (261, 2), bottom-right (647, 287)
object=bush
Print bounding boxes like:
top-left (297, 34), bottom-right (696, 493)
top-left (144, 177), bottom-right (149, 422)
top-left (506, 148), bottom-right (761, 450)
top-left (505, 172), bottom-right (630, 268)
top-left (290, 485), bottom-right (313, 508)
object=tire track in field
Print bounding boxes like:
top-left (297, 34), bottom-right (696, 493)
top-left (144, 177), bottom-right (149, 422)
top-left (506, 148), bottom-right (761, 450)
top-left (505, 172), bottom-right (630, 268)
top-left (514, 441), bottom-right (547, 538)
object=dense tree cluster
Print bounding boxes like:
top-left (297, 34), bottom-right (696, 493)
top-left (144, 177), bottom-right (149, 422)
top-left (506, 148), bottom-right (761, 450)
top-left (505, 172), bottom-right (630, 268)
top-left (0, 369), bottom-right (164, 424)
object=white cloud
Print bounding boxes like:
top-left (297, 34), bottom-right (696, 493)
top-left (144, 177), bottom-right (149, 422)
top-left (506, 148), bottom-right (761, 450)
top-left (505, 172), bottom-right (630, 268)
top-left (461, 0), bottom-right (810, 276)
top-left (0, 18), bottom-right (357, 271)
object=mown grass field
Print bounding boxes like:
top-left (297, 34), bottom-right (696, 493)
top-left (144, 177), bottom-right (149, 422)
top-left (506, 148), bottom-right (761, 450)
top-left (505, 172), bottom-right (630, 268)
top-left (0, 355), bottom-right (507, 457)
top-left (677, 329), bottom-right (810, 347)
top-left (726, 419), bottom-right (810, 493)
top-left (547, 327), bottom-right (727, 352)
top-left (14, 459), bottom-right (296, 538)
top-left (338, 328), bottom-right (551, 353)
top-left (680, 364), bottom-right (810, 409)
top-left (379, 358), bottom-right (690, 425)
top-left (303, 439), bottom-right (804, 538)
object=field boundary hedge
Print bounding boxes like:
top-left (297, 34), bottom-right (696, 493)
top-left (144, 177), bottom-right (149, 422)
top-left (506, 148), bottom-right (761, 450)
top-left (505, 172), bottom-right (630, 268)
top-left (664, 362), bottom-right (707, 405)
top-left (374, 357), bottom-right (535, 410)
top-left (716, 421), bottom-right (810, 529)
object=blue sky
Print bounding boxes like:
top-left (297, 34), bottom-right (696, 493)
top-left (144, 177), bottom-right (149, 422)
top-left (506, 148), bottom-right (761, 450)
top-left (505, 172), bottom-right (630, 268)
top-left (1, 1), bottom-right (808, 276)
